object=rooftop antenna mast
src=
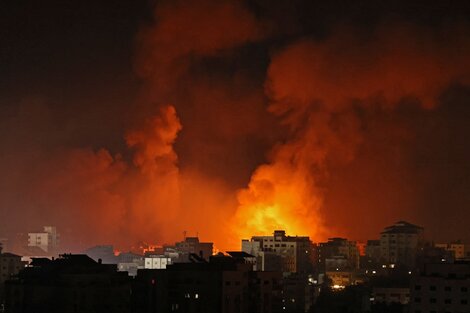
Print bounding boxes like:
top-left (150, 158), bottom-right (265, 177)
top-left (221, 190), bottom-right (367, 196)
top-left (183, 230), bottom-right (187, 240)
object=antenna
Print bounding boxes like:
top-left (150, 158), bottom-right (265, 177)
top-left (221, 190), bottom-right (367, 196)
top-left (183, 230), bottom-right (187, 240)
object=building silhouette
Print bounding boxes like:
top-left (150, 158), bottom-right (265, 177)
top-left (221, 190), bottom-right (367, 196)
top-left (132, 253), bottom-right (282, 313)
top-left (4, 254), bottom-right (132, 313)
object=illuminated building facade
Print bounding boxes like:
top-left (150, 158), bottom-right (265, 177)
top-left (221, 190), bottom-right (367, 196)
top-left (27, 226), bottom-right (59, 254)
top-left (241, 230), bottom-right (312, 273)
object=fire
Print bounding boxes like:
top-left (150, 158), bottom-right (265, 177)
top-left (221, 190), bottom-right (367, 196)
top-left (232, 160), bottom-right (325, 242)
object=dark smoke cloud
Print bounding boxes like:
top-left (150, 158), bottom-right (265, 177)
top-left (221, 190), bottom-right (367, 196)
top-left (1, 0), bottom-right (470, 251)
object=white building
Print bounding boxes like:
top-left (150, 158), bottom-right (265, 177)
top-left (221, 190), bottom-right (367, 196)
top-left (144, 256), bottom-right (172, 269)
top-left (28, 226), bottom-right (59, 253)
top-left (241, 230), bottom-right (312, 273)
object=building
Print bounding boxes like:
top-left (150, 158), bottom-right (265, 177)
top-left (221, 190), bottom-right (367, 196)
top-left (242, 230), bottom-right (313, 274)
top-left (409, 261), bottom-right (470, 313)
top-left (365, 240), bottom-right (381, 263)
top-left (435, 241), bottom-right (467, 260)
top-left (316, 238), bottom-right (359, 272)
top-left (380, 221), bottom-right (423, 269)
top-left (84, 245), bottom-right (118, 264)
top-left (372, 287), bottom-right (410, 305)
top-left (0, 245), bottom-right (24, 308)
top-left (144, 255), bottom-right (172, 269)
top-left (132, 253), bottom-right (282, 313)
top-left (4, 254), bottom-right (132, 313)
top-left (27, 226), bottom-right (59, 254)
top-left (170, 236), bottom-right (213, 261)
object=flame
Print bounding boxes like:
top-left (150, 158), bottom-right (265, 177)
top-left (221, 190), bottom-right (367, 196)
top-left (232, 160), bottom-right (324, 242)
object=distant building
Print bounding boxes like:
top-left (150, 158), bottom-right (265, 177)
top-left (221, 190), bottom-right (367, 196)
top-left (144, 255), bottom-right (172, 269)
top-left (117, 252), bottom-right (144, 276)
top-left (83, 245), bottom-right (117, 264)
top-left (241, 230), bottom-right (313, 273)
top-left (409, 261), bottom-right (470, 313)
top-left (132, 253), bottom-right (282, 313)
top-left (372, 287), bottom-right (410, 305)
top-left (170, 236), bottom-right (213, 261)
top-left (316, 238), bottom-right (359, 272)
top-left (435, 241), bottom-right (467, 260)
top-left (27, 226), bottom-right (59, 254)
top-left (380, 221), bottom-right (423, 268)
top-left (4, 254), bottom-right (132, 313)
top-left (325, 270), bottom-right (356, 288)
top-left (365, 240), bottom-right (381, 262)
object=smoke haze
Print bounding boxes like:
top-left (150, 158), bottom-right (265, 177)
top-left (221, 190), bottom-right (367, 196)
top-left (1, 0), bottom-right (470, 251)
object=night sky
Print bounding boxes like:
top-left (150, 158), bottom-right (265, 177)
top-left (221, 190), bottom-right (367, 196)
top-left (1, 0), bottom-right (470, 250)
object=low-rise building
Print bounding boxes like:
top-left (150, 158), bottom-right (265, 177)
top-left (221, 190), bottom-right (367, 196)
top-left (372, 287), bottom-right (410, 305)
top-left (144, 255), bottom-right (172, 269)
top-left (132, 253), bottom-right (282, 313)
top-left (435, 241), bottom-right (467, 260)
top-left (0, 245), bottom-right (24, 307)
top-left (27, 226), bottom-right (59, 254)
top-left (4, 254), bottom-right (132, 313)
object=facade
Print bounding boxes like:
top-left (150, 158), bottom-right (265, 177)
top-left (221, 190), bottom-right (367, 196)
top-left (316, 238), bottom-right (359, 272)
top-left (380, 221), bottom-right (423, 268)
top-left (435, 242), bottom-right (467, 260)
top-left (4, 254), bottom-right (132, 313)
top-left (325, 270), bottom-right (355, 288)
top-left (172, 237), bottom-right (213, 261)
top-left (372, 287), bottom-right (410, 305)
top-left (27, 226), bottom-right (59, 253)
top-left (132, 254), bottom-right (282, 313)
top-left (409, 261), bottom-right (470, 313)
top-left (0, 246), bottom-right (24, 307)
top-left (241, 230), bottom-right (312, 273)
top-left (365, 240), bottom-right (381, 262)
top-left (144, 256), bottom-right (172, 269)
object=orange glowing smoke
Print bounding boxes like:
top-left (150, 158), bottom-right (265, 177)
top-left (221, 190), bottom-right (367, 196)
top-left (11, 2), bottom-right (470, 252)
top-left (231, 24), bottom-right (470, 244)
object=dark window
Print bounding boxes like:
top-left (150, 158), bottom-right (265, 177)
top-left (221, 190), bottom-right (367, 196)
top-left (461, 299), bottom-right (468, 305)
top-left (444, 286), bottom-right (451, 291)
top-left (430, 298), bottom-right (436, 303)
top-left (444, 299), bottom-right (451, 304)
top-left (462, 287), bottom-right (468, 292)
top-left (414, 297), bottom-right (421, 303)
top-left (430, 286), bottom-right (436, 291)
top-left (414, 285), bottom-right (421, 290)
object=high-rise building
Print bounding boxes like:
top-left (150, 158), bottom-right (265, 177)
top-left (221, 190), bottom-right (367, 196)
top-left (380, 221), bottom-right (423, 268)
top-left (242, 230), bottom-right (313, 274)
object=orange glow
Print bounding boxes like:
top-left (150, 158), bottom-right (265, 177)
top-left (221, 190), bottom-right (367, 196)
top-left (232, 159), bottom-right (325, 243)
